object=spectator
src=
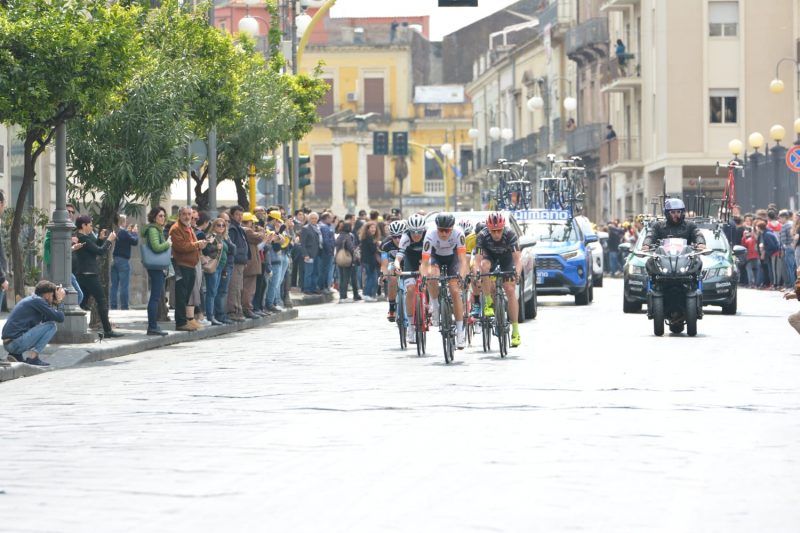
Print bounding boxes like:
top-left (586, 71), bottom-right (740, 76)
top-left (169, 206), bottom-right (206, 331)
top-left (780, 210), bottom-right (795, 287)
top-left (74, 215), bottom-right (122, 338)
top-left (301, 211), bottom-right (322, 295)
top-left (190, 211), bottom-right (212, 325)
top-left (226, 206), bottom-right (249, 322)
top-left (741, 226), bottom-right (759, 288)
top-left (241, 212), bottom-right (266, 318)
top-left (606, 220), bottom-right (625, 276)
top-left (606, 125), bottom-right (617, 140)
top-left (2, 280), bottom-right (66, 366)
top-left (265, 210), bottom-right (290, 312)
top-left (318, 212), bottom-right (336, 293)
top-left (783, 267), bottom-right (800, 334)
top-left (203, 217), bottom-right (227, 325)
top-left (290, 210), bottom-right (307, 288)
top-left (359, 221), bottom-right (381, 302)
top-left (141, 206), bottom-right (171, 336)
top-left (615, 39), bottom-right (626, 74)
top-left (565, 117), bottom-right (576, 132)
top-left (0, 190), bottom-right (7, 310)
top-left (110, 214), bottom-right (138, 310)
top-left (215, 211), bottom-right (236, 324)
top-left (335, 222), bottom-right (360, 302)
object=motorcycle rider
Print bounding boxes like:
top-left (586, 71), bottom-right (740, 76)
top-left (642, 198), bottom-right (706, 251)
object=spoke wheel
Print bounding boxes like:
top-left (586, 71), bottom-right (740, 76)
top-left (415, 297), bottom-right (425, 357)
top-left (441, 297), bottom-right (454, 364)
top-left (397, 299), bottom-right (406, 350)
top-left (496, 295), bottom-right (507, 358)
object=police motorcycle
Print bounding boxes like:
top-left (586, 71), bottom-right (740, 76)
top-left (634, 238), bottom-right (712, 336)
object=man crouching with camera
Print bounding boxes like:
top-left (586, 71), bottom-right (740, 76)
top-left (2, 281), bottom-right (66, 367)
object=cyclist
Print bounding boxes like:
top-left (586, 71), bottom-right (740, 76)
top-left (469, 221), bottom-right (486, 318)
top-left (475, 212), bottom-right (523, 348)
top-left (394, 214), bottom-right (428, 344)
top-left (421, 212), bottom-right (468, 349)
top-left (381, 220), bottom-right (407, 322)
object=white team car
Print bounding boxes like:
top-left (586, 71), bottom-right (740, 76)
top-left (574, 216), bottom-right (604, 288)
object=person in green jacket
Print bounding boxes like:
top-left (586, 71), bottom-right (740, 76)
top-left (142, 206), bottom-right (171, 336)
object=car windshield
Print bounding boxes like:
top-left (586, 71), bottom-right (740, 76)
top-left (700, 229), bottom-right (729, 252)
top-left (522, 221), bottom-right (573, 242)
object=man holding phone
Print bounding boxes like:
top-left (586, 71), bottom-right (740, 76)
top-left (2, 280), bottom-right (66, 366)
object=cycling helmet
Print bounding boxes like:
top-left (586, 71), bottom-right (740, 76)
top-left (435, 212), bottom-right (456, 229)
top-left (474, 221), bottom-right (486, 234)
top-left (486, 212), bottom-right (505, 231)
top-left (457, 219), bottom-right (474, 236)
top-left (388, 220), bottom-right (407, 237)
top-left (407, 214), bottom-right (427, 232)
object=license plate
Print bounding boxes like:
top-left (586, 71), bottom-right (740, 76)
top-left (536, 272), bottom-right (548, 284)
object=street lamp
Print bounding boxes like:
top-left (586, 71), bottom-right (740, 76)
top-left (769, 57), bottom-right (800, 95)
top-left (770, 124), bottom-right (786, 144)
top-left (729, 138), bottom-right (744, 157)
top-left (489, 127), bottom-right (501, 141)
top-left (501, 128), bottom-right (513, 141)
top-left (468, 128), bottom-right (479, 139)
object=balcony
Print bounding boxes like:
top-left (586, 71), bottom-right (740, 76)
top-left (539, 0), bottom-right (572, 32)
top-left (424, 180), bottom-right (473, 195)
top-left (599, 137), bottom-right (643, 172)
top-left (502, 134), bottom-right (539, 161)
top-left (566, 18), bottom-right (609, 65)
top-left (566, 123), bottom-right (605, 155)
top-left (600, 0), bottom-right (641, 12)
top-left (600, 55), bottom-right (642, 93)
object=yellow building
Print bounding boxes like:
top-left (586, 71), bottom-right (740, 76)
top-left (299, 17), bottom-right (472, 214)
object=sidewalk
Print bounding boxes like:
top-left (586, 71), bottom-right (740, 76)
top-left (0, 288), bottom-right (336, 383)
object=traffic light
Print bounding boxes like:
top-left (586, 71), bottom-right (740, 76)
top-left (373, 131), bottom-right (389, 155)
top-left (438, 0), bottom-right (478, 6)
top-left (392, 132), bottom-right (408, 156)
top-left (298, 155), bottom-right (311, 189)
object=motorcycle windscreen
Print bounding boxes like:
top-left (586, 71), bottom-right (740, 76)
top-left (661, 238), bottom-right (688, 255)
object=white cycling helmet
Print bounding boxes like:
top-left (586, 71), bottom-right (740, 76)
top-left (388, 220), bottom-right (407, 237)
top-left (407, 214), bottom-right (427, 232)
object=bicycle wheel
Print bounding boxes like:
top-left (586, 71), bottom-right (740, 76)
top-left (397, 292), bottom-right (406, 350)
top-left (415, 296), bottom-right (425, 357)
top-left (496, 293), bottom-right (507, 358)
top-left (480, 293), bottom-right (491, 352)
top-left (440, 296), bottom-right (454, 364)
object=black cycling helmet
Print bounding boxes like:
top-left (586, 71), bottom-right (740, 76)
top-left (435, 212), bottom-right (456, 229)
top-left (474, 221), bottom-right (486, 234)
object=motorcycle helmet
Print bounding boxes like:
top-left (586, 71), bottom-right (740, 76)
top-left (457, 219), bottom-right (474, 236)
top-left (407, 214), bottom-right (427, 232)
top-left (388, 220), bottom-right (407, 237)
top-left (435, 212), bottom-right (456, 229)
top-left (664, 198), bottom-right (686, 223)
top-left (486, 212), bottom-right (505, 231)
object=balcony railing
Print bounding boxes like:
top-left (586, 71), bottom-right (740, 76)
top-left (566, 123), bottom-right (605, 155)
top-left (599, 137), bottom-right (641, 167)
top-left (566, 18), bottom-right (609, 59)
top-left (600, 55), bottom-right (640, 86)
top-left (502, 133), bottom-right (540, 161)
top-left (539, 0), bottom-right (571, 29)
top-left (424, 180), bottom-right (473, 195)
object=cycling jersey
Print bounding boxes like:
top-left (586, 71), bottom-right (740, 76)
top-left (476, 227), bottom-right (519, 258)
top-left (465, 232), bottom-right (477, 255)
top-left (421, 227), bottom-right (466, 259)
top-left (396, 231), bottom-right (427, 271)
top-left (380, 237), bottom-right (400, 261)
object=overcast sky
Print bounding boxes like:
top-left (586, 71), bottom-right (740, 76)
top-left (329, 0), bottom-right (519, 41)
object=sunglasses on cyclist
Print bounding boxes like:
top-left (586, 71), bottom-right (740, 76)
top-left (410, 230), bottom-right (425, 236)
top-left (437, 227), bottom-right (453, 233)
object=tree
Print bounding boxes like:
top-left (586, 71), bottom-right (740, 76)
top-left (0, 0), bottom-right (143, 300)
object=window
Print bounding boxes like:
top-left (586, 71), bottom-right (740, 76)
top-left (709, 1), bottom-right (738, 37)
top-left (710, 90), bottom-right (738, 124)
top-left (363, 78), bottom-right (385, 115)
top-left (316, 78), bottom-right (334, 117)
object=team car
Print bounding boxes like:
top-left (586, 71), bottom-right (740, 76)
top-left (621, 223), bottom-right (745, 314)
top-left (575, 215), bottom-right (604, 288)
top-left (517, 209), bottom-right (596, 305)
top-left (425, 211), bottom-right (538, 321)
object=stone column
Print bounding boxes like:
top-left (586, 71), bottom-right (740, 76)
top-left (331, 141), bottom-right (346, 214)
top-left (357, 139), bottom-right (370, 212)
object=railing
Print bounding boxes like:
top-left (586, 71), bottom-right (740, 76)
top-left (566, 18), bottom-right (609, 57)
top-left (552, 117), bottom-right (563, 145)
top-left (424, 180), bottom-right (473, 195)
top-left (599, 137), bottom-right (641, 167)
top-left (600, 54), bottom-right (640, 85)
top-left (539, 0), bottom-right (571, 29)
top-left (566, 123), bottom-right (605, 155)
top-left (502, 134), bottom-right (539, 161)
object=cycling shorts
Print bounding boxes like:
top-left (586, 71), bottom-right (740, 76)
top-left (483, 253), bottom-right (515, 275)
top-left (430, 253), bottom-right (458, 274)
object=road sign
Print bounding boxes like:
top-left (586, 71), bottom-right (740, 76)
top-left (786, 145), bottom-right (800, 172)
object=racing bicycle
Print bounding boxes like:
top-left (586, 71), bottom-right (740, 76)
top-left (431, 266), bottom-right (461, 364)
top-left (478, 267), bottom-right (516, 358)
top-left (715, 159), bottom-right (742, 221)
top-left (401, 271), bottom-right (428, 357)
top-left (490, 158), bottom-right (533, 211)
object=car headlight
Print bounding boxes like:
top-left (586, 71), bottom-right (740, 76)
top-left (561, 250), bottom-right (582, 260)
top-left (705, 266), bottom-right (733, 278)
top-left (627, 264), bottom-right (646, 276)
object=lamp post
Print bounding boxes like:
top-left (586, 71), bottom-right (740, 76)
top-left (409, 141), bottom-right (452, 210)
top-left (526, 75), bottom-right (577, 150)
top-left (769, 57), bottom-right (800, 100)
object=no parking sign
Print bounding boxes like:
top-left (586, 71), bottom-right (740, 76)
top-left (786, 145), bottom-right (800, 172)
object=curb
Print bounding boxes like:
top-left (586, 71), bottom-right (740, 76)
top-left (0, 309), bottom-right (297, 383)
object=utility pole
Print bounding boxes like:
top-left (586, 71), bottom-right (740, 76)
top-left (207, 2), bottom-right (218, 216)
top-left (290, 0), bottom-right (300, 214)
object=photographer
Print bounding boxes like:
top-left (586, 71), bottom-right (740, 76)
top-left (2, 281), bottom-right (66, 366)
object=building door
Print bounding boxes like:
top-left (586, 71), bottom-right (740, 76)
top-left (367, 154), bottom-right (385, 197)
top-left (317, 78), bottom-right (335, 117)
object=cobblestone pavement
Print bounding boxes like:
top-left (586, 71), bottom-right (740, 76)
top-left (2, 280), bottom-right (799, 532)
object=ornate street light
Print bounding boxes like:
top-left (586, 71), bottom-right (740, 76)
top-left (501, 128), bottom-right (513, 141)
top-left (729, 138), bottom-right (744, 156)
top-left (769, 57), bottom-right (799, 94)
top-left (489, 127), bottom-right (501, 141)
top-left (468, 128), bottom-right (480, 139)
top-left (747, 133), bottom-right (763, 152)
top-left (770, 124), bottom-right (786, 144)
top-left (527, 95), bottom-right (544, 111)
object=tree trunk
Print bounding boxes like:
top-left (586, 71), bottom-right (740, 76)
top-left (235, 179), bottom-right (249, 211)
top-left (192, 168), bottom-right (208, 211)
top-left (10, 131), bottom-right (40, 302)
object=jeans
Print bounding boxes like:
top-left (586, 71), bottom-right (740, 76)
top-left (215, 263), bottom-right (233, 321)
top-left (71, 273), bottom-right (83, 305)
top-left (174, 264), bottom-right (196, 327)
top-left (303, 257), bottom-right (317, 292)
top-left (5, 321), bottom-right (57, 356)
top-left (745, 259), bottom-right (759, 287)
top-left (147, 269), bottom-right (166, 331)
top-left (204, 267), bottom-right (222, 320)
top-left (608, 250), bottom-right (621, 275)
top-left (316, 253), bottom-right (333, 291)
top-left (363, 262), bottom-right (378, 297)
top-left (784, 246), bottom-right (797, 287)
top-left (110, 256), bottom-right (131, 309)
top-left (267, 260), bottom-right (286, 307)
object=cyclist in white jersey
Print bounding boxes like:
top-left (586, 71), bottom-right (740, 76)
top-left (421, 212), bottom-right (468, 348)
